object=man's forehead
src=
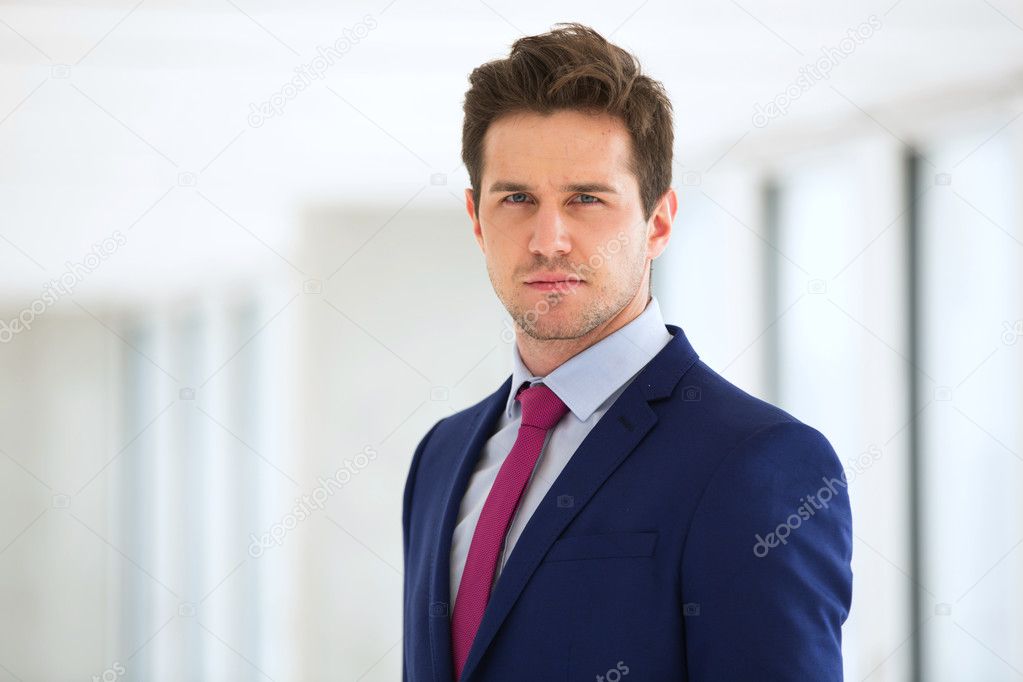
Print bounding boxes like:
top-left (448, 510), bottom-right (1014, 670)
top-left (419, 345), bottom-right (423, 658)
top-left (482, 112), bottom-right (633, 187)
top-left (482, 127), bottom-right (626, 177)
top-left (485, 112), bottom-right (628, 154)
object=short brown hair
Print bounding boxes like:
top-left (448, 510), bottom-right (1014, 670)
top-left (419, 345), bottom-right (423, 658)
top-left (461, 22), bottom-right (674, 224)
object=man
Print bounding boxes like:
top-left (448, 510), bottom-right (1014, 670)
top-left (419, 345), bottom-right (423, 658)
top-left (403, 22), bottom-right (852, 681)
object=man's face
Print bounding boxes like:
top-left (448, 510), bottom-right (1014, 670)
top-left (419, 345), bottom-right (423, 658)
top-left (465, 109), bottom-right (667, 341)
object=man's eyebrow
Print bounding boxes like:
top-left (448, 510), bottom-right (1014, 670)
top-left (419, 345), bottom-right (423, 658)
top-left (488, 181), bottom-right (619, 194)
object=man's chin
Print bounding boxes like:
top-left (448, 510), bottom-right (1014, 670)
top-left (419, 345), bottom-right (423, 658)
top-left (514, 309), bottom-right (588, 340)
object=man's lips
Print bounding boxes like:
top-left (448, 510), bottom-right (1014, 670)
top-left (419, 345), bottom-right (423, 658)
top-left (523, 271), bottom-right (585, 284)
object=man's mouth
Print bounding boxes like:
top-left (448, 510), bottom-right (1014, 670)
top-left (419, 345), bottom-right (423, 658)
top-left (523, 271), bottom-right (586, 285)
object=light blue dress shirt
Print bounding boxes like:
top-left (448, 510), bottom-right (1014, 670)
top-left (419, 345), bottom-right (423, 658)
top-left (450, 294), bottom-right (673, 604)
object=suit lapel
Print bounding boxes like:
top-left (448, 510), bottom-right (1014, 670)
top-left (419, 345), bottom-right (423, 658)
top-left (427, 375), bottom-right (511, 682)
top-left (459, 324), bottom-right (699, 681)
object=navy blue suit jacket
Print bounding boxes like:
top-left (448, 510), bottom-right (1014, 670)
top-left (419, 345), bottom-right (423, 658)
top-left (403, 324), bottom-right (853, 681)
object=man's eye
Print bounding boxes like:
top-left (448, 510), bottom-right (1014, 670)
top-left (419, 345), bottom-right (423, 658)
top-left (500, 193), bottom-right (602, 205)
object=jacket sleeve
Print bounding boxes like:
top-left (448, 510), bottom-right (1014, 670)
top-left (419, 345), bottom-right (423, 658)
top-left (402, 418), bottom-right (443, 682)
top-left (680, 420), bottom-right (854, 680)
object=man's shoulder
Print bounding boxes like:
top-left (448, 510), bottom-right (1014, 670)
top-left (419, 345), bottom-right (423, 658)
top-left (662, 356), bottom-right (840, 479)
top-left (668, 357), bottom-right (805, 438)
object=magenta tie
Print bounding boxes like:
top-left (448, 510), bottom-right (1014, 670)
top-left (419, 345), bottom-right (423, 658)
top-left (450, 381), bottom-right (570, 681)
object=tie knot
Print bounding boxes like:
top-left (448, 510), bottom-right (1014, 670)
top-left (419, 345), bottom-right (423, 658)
top-left (515, 382), bottom-right (570, 430)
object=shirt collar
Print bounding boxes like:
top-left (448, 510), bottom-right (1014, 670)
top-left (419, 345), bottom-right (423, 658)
top-left (504, 295), bottom-right (672, 423)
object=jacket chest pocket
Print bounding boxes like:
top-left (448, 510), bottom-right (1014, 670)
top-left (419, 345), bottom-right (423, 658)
top-left (544, 531), bottom-right (658, 562)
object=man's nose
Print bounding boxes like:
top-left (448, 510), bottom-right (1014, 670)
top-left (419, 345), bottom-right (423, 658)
top-left (528, 206), bottom-right (572, 256)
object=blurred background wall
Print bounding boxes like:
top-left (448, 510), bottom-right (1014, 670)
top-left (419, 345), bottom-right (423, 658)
top-left (1, 1), bottom-right (1021, 680)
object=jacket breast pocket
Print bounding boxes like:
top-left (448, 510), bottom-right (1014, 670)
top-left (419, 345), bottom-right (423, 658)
top-left (543, 531), bottom-right (658, 562)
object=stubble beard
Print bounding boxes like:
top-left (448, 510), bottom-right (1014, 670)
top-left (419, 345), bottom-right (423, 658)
top-left (494, 261), bottom-right (646, 342)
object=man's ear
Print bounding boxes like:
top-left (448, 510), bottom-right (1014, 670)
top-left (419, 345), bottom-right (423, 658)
top-left (466, 187), bottom-right (485, 253)
top-left (646, 187), bottom-right (676, 260)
